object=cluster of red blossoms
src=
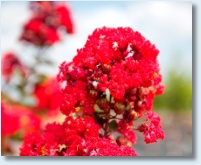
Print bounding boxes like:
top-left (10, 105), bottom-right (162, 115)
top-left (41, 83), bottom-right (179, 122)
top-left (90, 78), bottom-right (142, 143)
top-left (1, 52), bottom-right (62, 116)
top-left (1, 52), bottom-right (27, 82)
top-left (20, 27), bottom-right (165, 156)
top-left (33, 77), bottom-right (62, 116)
top-left (57, 27), bottom-right (165, 144)
top-left (1, 1), bottom-right (74, 155)
top-left (20, 116), bottom-right (137, 156)
top-left (1, 102), bottom-right (41, 138)
top-left (20, 1), bottom-right (74, 46)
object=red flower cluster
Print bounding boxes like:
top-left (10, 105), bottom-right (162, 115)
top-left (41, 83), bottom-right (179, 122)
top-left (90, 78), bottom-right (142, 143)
top-left (20, 116), bottom-right (137, 156)
top-left (1, 102), bottom-right (19, 137)
top-left (138, 111), bottom-right (165, 143)
top-left (1, 102), bottom-right (41, 137)
top-left (33, 78), bottom-right (62, 116)
top-left (20, 1), bottom-right (74, 46)
top-left (1, 53), bottom-right (26, 81)
top-left (57, 27), bottom-right (165, 145)
top-left (19, 27), bottom-right (165, 156)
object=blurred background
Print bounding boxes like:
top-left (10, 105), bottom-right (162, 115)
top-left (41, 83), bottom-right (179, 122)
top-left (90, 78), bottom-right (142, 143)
top-left (1, 1), bottom-right (192, 156)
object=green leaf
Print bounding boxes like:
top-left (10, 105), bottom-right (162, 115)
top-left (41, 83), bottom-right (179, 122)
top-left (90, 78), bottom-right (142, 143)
top-left (109, 120), bottom-right (117, 131)
top-left (94, 104), bottom-right (103, 112)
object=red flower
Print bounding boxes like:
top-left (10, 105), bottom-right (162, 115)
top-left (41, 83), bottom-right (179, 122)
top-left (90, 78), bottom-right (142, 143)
top-left (20, 116), bottom-right (137, 156)
top-left (55, 3), bottom-right (74, 34)
top-left (1, 53), bottom-right (26, 81)
top-left (33, 77), bottom-right (62, 115)
top-left (20, 2), bottom-right (74, 46)
top-left (20, 18), bottom-right (60, 46)
top-left (117, 119), bottom-right (137, 144)
top-left (20, 27), bottom-right (165, 156)
top-left (1, 102), bottom-right (19, 136)
top-left (137, 111), bottom-right (165, 143)
top-left (58, 27), bottom-right (164, 112)
top-left (30, 2), bottom-right (55, 20)
top-left (64, 136), bottom-right (138, 156)
top-left (1, 102), bottom-right (41, 137)
top-left (57, 27), bottom-right (165, 146)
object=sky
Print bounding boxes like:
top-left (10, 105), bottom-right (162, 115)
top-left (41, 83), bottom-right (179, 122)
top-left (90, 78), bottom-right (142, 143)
top-left (1, 1), bottom-right (192, 80)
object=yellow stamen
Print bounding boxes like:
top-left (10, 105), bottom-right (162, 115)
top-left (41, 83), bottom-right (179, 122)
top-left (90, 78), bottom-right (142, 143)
top-left (153, 72), bottom-right (158, 77)
top-left (41, 146), bottom-right (46, 155)
top-left (75, 106), bottom-right (81, 112)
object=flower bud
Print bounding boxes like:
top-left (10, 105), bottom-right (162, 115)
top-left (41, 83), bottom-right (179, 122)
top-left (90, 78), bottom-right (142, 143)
top-left (134, 100), bottom-right (145, 111)
top-left (123, 109), bottom-right (138, 121)
top-left (89, 89), bottom-right (98, 98)
top-left (75, 106), bottom-right (83, 116)
top-left (129, 110), bottom-right (138, 120)
top-left (116, 136), bottom-right (126, 146)
top-left (102, 64), bottom-right (111, 73)
top-left (114, 103), bottom-right (125, 114)
top-left (137, 123), bottom-right (149, 132)
top-left (97, 98), bottom-right (108, 110)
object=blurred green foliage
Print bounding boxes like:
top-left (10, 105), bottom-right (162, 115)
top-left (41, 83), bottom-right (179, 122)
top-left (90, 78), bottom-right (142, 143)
top-left (154, 70), bottom-right (192, 111)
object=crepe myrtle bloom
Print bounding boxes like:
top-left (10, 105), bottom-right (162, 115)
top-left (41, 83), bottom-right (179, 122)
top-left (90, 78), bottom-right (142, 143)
top-left (1, 52), bottom-right (27, 81)
top-left (20, 116), bottom-right (138, 156)
top-left (57, 27), bottom-right (165, 146)
top-left (20, 1), bottom-right (74, 46)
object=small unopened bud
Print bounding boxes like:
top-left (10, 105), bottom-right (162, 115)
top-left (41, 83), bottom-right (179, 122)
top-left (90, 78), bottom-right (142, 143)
top-left (137, 123), bottom-right (149, 132)
top-left (102, 64), bottom-right (111, 73)
top-left (97, 98), bottom-right (108, 110)
top-left (114, 103), bottom-right (125, 114)
top-left (116, 136), bottom-right (126, 146)
top-left (75, 106), bottom-right (83, 116)
top-left (135, 100), bottom-right (145, 111)
top-left (89, 89), bottom-right (98, 98)
top-left (129, 110), bottom-right (138, 120)
top-left (123, 109), bottom-right (138, 121)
